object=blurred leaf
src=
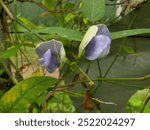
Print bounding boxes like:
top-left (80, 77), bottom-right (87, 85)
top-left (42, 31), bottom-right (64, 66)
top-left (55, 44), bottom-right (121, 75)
top-left (111, 29), bottom-right (150, 40)
top-left (0, 76), bottom-right (59, 112)
top-left (0, 45), bottom-right (22, 60)
top-left (63, 2), bottom-right (75, 10)
top-left (122, 45), bottom-right (135, 54)
top-left (22, 43), bottom-right (35, 48)
top-left (0, 69), bottom-right (4, 75)
top-left (126, 89), bottom-right (150, 112)
top-left (65, 13), bottom-right (76, 23)
top-left (0, 90), bottom-right (4, 99)
top-left (81, 0), bottom-right (105, 22)
top-left (109, 0), bottom-right (150, 30)
top-left (42, 0), bottom-right (56, 10)
top-left (19, 17), bottom-right (37, 29)
top-left (47, 92), bottom-right (75, 112)
top-left (33, 27), bottom-right (84, 41)
top-left (32, 69), bottom-right (42, 76)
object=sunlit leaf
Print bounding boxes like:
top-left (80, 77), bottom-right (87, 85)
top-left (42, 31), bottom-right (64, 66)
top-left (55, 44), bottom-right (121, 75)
top-left (0, 76), bottom-right (59, 112)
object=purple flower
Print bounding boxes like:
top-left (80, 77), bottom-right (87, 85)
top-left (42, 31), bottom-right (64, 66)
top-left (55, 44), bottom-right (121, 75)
top-left (36, 40), bottom-right (65, 73)
top-left (79, 24), bottom-right (111, 60)
top-left (85, 35), bottom-right (111, 60)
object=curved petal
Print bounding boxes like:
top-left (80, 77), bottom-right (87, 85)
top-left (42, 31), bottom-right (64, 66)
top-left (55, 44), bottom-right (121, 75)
top-left (36, 40), bottom-right (62, 58)
top-left (43, 49), bottom-right (58, 73)
top-left (96, 24), bottom-right (111, 38)
top-left (78, 25), bottom-right (98, 57)
top-left (85, 35), bottom-right (111, 60)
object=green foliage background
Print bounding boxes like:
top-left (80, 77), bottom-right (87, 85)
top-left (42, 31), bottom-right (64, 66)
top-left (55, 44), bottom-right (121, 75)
top-left (0, 0), bottom-right (150, 112)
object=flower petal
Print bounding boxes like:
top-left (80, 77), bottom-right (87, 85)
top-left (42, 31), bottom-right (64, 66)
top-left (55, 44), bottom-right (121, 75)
top-left (85, 35), bottom-right (111, 60)
top-left (96, 24), bottom-right (111, 38)
top-left (78, 25), bottom-right (98, 57)
top-left (36, 40), bottom-right (62, 58)
top-left (43, 49), bottom-right (58, 73)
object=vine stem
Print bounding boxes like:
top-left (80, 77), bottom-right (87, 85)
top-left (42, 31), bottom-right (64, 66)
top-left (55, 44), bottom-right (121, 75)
top-left (2, 61), bottom-right (16, 84)
top-left (64, 90), bottom-right (117, 105)
top-left (16, 18), bottom-right (45, 41)
top-left (65, 58), bottom-right (94, 88)
top-left (94, 74), bottom-right (150, 81)
top-left (96, 59), bottom-right (102, 78)
top-left (55, 74), bottom-right (150, 91)
top-left (0, 0), bottom-right (14, 20)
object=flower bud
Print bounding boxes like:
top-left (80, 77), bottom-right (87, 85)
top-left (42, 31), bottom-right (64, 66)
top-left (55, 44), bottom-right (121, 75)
top-left (78, 24), bottom-right (111, 60)
top-left (36, 39), bottom-right (65, 73)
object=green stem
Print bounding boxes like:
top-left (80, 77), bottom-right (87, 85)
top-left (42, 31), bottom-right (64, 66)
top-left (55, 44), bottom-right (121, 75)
top-left (94, 74), bottom-right (150, 81)
top-left (85, 61), bottom-right (91, 74)
top-left (93, 56), bottom-right (119, 93)
top-left (2, 61), bottom-right (16, 84)
top-left (77, 66), bottom-right (94, 86)
top-left (13, 0), bottom-right (19, 78)
top-left (16, 18), bottom-right (45, 41)
top-left (96, 59), bottom-right (102, 78)
top-left (56, 74), bottom-right (150, 90)
top-left (104, 55), bottom-right (118, 77)
top-left (65, 58), bottom-right (94, 88)
top-left (64, 90), bottom-right (117, 105)
top-left (104, 80), bottom-right (148, 89)
top-left (0, 0), bottom-right (14, 20)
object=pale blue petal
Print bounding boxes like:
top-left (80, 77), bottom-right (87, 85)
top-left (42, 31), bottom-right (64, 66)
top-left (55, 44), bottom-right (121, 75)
top-left (43, 49), bottom-right (58, 73)
top-left (36, 40), bottom-right (61, 58)
top-left (85, 35), bottom-right (111, 60)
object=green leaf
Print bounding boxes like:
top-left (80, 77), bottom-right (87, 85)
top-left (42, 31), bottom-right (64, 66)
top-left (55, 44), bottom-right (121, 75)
top-left (65, 13), bottom-right (76, 23)
top-left (63, 2), bottom-right (75, 10)
top-left (126, 89), bottom-right (150, 112)
top-left (0, 69), bottom-right (4, 75)
top-left (0, 76), bottom-right (59, 112)
top-left (42, 0), bottom-right (56, 10)
top-left (0, 45), bottom-right (22, 60)
top-left (81, 0), bottom-right (105, 22)
top-left (111, 29), bottom-right (150, 40)
top-left (47, 92), bottom-right (75, 112)
top-left (19, 17), bottom-right (37, 29)
top-left (33, 27), bottom-right (84, 41)
top-left (0, 90), bottom-right (4, 99)
top-left (121, 45), bottom-right (135, 54)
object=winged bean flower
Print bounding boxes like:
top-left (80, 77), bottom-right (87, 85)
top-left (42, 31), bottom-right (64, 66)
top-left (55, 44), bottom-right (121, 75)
top-left (78, 24), bottom-right (111, 60)
top-left (36, 39), bottom-right (65, 73)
